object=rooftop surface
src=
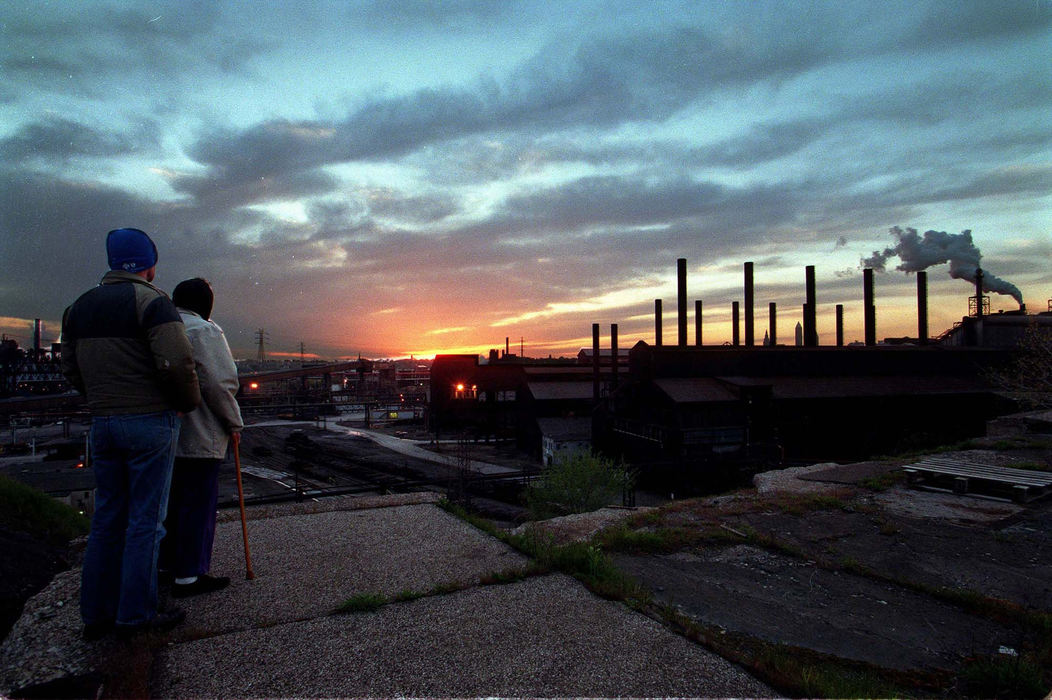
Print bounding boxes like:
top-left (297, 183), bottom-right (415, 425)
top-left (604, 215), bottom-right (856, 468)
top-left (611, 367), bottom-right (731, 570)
top-left (1, 492), bottom-right (772, 698)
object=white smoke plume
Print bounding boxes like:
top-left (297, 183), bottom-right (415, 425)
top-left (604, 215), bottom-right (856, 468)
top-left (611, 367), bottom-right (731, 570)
top-left (861, 226), bottom-right (1023, 304)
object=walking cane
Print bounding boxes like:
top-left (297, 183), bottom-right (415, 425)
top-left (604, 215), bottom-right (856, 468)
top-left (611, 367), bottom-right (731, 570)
top-left (232, 433), bottom-right (256, 580)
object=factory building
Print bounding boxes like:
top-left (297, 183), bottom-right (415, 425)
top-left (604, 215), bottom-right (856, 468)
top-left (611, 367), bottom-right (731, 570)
top-left (431, 257), bottom-right (1047, 493)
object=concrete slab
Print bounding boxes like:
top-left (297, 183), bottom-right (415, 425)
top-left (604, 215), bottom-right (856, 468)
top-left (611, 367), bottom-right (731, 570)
top-left (4, 493), bottom-right (772, 698)
top-left (171, 501), bottom-right (529, 639)
top-left (155, 573), bottom-right (773, 698)
top-left (614, 544), bottom-right (1017, 672)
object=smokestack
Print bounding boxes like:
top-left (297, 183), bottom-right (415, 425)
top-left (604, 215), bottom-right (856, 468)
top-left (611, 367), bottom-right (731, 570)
top-left (677, 258), bottom-right (688, 346)
top-left (863, 268), bottom-right (876, 346)
top-left (917, 270), bottom-right (928, 344)
top-left (33, 319), bottom-right (41, 353)
top-left (804, 266), bottom-right (817, 346)
top-left (769, 303), bottom-right (777, 346)
top-left (592, 323), bottom-right (600, 403)
top-left (655, 299), bottom-right (663, 346)
top-left (863, 227), bottom-right (1023, 306)
top-left (610, 323), bottom-right (619, 391)
top-left (974, 267), bottom-right (985, 319)
top-left (744, 262), bottom-right (755, 346)
top-left (505, 337), bottom-right (509, 357)
top-left (836, 304), bottom-right (844, 347)
top-left (695, 300), bottom-right (703, 346)
top-left (732, 302), bottom-right (740, 346)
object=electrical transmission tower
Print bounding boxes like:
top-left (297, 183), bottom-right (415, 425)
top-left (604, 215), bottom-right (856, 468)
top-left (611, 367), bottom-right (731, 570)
top-left (255, 328), bottom-right (269, 362)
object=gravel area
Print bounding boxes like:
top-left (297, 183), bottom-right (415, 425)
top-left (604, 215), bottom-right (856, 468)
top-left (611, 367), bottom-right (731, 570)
top-left (171, 502), bottom-right (528, 639)
top-left (510, 505), bottom-right (655, 544)
top-left (753, 462), bottom-right (850, 495)
top-left (154, 573), bottom-right (774, 698)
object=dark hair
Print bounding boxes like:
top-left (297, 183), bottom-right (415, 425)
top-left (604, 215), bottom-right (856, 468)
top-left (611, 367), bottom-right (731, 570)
top-left (173, 278), bottom-right (214, 320)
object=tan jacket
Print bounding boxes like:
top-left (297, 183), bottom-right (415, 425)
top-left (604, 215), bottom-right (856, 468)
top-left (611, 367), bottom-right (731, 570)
top-left (176, 310), bottom-right (243, 459)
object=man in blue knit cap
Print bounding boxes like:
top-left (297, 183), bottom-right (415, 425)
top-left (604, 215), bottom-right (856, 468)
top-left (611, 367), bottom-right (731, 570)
top-left (62, 228), bottom-right (201, 639)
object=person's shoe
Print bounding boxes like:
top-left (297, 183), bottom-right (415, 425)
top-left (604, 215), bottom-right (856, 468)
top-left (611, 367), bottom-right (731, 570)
top-left (171, 574), bottom-right (230, 598)
top-left (82, 619), bottom-right (115, 641)
top-left (114, 606), bottom-right (186, 639)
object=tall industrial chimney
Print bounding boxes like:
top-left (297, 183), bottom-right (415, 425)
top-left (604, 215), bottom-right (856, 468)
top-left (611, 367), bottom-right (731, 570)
top-left (836, 304), bottom-right (844, 347)
top-left (974, 268), bottom-right (985, 319)
top-left (610, 323), bottom-right (619, 391)
top-left (677, 258), bottom-right (688, 346)
top-left (744, 262), bottom-right (755, 346)
top-left (863, 268), bottom-right (876, 346)
top-left (592, 323), bottom-right (600, 403)
top-left (695, 300), bottom-right (703, 346)
top-left (33, 319), bottom-right (42, 354)
top-left (768, 303), bottom-right (777, 346)
top-left (917, 270), bottom-right (928, 344)
top-left (732, 302), bottom-right (740, 346)
top-left (654, 299), bottom-right (663, 346)
top-left (804, 266), bottom-right (817, 346)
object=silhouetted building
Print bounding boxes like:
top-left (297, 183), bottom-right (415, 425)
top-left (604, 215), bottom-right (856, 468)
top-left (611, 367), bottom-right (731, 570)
top-left (593, 342), bottom-right (1017, 492)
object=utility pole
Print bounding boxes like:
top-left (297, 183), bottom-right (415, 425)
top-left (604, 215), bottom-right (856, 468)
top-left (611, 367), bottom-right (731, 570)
top-left (255, 328), bottom-right (269, 362)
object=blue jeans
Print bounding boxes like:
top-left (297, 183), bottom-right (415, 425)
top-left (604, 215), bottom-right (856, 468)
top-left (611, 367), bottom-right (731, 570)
top-left (81, 411), bottom-right (179, 627)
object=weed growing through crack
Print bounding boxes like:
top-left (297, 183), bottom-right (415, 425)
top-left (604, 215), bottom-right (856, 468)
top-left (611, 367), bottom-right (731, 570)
top-left (961, 653), bottom-right (1048, 699)
top-left (597, 524), bottom-right (702, 554)
top-left (757, 646), bottom-right (901, 699)
top-left (859, 470), bottom-right (906, 491)
top-left (334, 592), bottom-right (387, 614)
top-left (440, 497), bottom-right (651, 607)
top-left (479, 564), bottom-right (539, 585)
top-left (392, 589), bottom-right (424, 603)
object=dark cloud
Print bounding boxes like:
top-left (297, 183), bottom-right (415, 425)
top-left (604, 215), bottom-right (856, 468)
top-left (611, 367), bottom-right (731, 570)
top-left (0, 116), bottom-right (161, 162)
top-left (0, 170), bottom-right (163, 314)
top-left (176, 19), bottom-right (848, 200)
top-left (908, 1), bottom-right (1052, 44)
top-left (366, 189), bottom-right (460, 224)
top-left (355, 0), bottom-right (519, 30)
top-left (921, 166), bottom-right (1052, 203)
top-left (0, 3), bottom-right (270, 100)
top-left (171, 166), bottom-right (341, 209)
top-left (2, 1), bottom-right (1049, 356)
top-left (691, 119), bottom-right (829, 167)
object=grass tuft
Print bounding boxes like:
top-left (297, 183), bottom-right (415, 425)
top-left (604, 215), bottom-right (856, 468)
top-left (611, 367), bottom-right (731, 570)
top-left (392, 589), bottom-right (424, 603)
top-left (0, 474), bottom-right (89, 545)
top-left (961, 653), bottom-right (1048, 699)
top-left (333, 592), bottom-right (387, 614)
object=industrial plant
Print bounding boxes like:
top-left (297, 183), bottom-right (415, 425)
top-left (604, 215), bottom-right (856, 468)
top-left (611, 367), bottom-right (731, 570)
top-left (430, 257), bottom-right (1051, 494)
top-left (2, 254), bottom-right (1050, 504)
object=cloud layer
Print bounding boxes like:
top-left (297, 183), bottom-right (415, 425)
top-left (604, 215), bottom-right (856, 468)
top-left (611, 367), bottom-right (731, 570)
top-left (1, 1), bottom-right (1049, 356)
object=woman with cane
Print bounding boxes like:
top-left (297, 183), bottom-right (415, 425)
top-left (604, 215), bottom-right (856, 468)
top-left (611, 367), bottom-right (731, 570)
top-left (160, 278), bottom-right (244, 597)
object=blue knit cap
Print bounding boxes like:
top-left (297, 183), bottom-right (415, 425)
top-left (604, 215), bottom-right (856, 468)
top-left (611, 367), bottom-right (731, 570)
top-left (106, 228), bottom-right (158, 272)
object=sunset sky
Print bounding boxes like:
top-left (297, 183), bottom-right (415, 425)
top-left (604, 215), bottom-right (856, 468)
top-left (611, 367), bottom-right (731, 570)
top-left (2, 1), bottom-right (1050, 359)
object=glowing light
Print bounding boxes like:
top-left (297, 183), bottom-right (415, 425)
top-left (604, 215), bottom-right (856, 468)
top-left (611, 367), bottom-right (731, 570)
top-left (249, 382), bottom-right (260, 390)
